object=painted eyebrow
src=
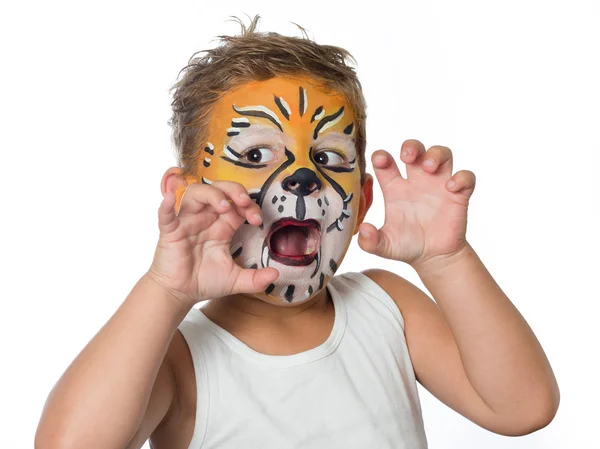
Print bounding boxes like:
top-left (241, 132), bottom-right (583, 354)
top-left (232, 105), bottom-right (283, 132)
top-left (313, 106), bottom-right (345, 140)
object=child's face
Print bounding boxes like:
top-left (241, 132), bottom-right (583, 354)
top-left (179, 76), bottom-right (371, 305)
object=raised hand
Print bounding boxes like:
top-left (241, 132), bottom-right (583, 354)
top-left (148, 181), bottom-right (279, 307)
top-left (358, 139), bottom-right (476, 269)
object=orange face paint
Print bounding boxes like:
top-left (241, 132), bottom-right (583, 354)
top-left (182, 76), bottom-right (362, 304)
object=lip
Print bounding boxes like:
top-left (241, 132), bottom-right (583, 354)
top-left (267, 218), bottom-right (321, 266)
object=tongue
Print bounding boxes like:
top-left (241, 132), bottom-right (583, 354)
top-left (271, 227), bottom-right (316, 256)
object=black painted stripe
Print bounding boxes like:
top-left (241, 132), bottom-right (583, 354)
top-left (319, 272), bottom-right (325, 290)
top-left (204, 146), bottom-right (214, 155)
top-left (274, 95), bottom-right (290, 121)
top-left (284, 285), bottom-right (295, 302)
top-left (324, 196), bottom-right (329, 206)
top-left (311, 249), bottom-right (321, 279)
top-left (308, 285), bottom-right (313, 296)
top-left (272, 195), bottom-right (278, 204)
top-left (310, 152), bottom-right (347, 200)
top-left (343, 123), bottom-right (354, 135)
top-left (317, 198), bottom-right (322, 207)
top-left (227, 130), bottom-right (240, 137)
top-left (233, 106), bottom-right (283, 132)
top-left (313, 106), bottom-right (345, 140)
top-left (296, 196), bottom-right (306, 220)
top-left (265, 283), bottom-right (276, 295)
top-left (226, 145), bottom-right (243, 158)
top-left (329, 259), bottom-right (338, 274)
top-left (249, 263), bottom-right (258, 269)
top-left (203, 160), bottom-right (210, 168)
top-left (310, 106), bottom-right (323, 123)
top-left (231, 246), bottom-right (243, 259)
top-left (299, 87), bottom-right (305, 117)
top-left (221, 157), bottom-right (267, 169)
top-left (231, 120), bottom-right (251, 128)
top-left (255, 148), bottom-right (296, 208)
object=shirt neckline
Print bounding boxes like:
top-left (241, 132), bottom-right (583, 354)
top-left (190, 279), bottom-right (347, 368)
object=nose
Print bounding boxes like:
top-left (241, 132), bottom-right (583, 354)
top-left (282, 168), bottom-right (322, 197)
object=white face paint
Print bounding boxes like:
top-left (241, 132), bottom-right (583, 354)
top-left (198, 77), bottom-right (362, 304)
top-left (228, 142), bottom-right (357, 303)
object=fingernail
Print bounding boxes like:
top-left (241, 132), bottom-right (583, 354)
top-left (424, 159), bottom-right (435, 168)
top-left (220, 199), bottom-right (230, 208)
top-left (360, 228), bottom-right (371, 238)
top-left (253, 213), bottom-right (262, 222)
top-left (447, 180), bottom-right (456, 189)
top-left (240, 193), bottom-right (250, 201)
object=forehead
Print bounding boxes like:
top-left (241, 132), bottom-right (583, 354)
top-left (196, 76), bottom-right (359, 191)
top-left (207, 76), bottom-right (355, 136)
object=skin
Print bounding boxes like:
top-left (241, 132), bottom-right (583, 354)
top-left (171, 77), bottom-right (365, 305)
top-left (35, 78), bottom-right (560, 449)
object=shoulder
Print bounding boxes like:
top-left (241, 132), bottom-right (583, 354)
top-left (360, 267), bottom-right (454, 348)
top-left (360, 268), bottom-right (431, 316)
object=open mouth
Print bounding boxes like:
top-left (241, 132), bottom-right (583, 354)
top-left (267, 218), bottom-right (321, 266)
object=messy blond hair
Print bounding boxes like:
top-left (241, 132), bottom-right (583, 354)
top-left (169, 15), bottom-right (368, 183)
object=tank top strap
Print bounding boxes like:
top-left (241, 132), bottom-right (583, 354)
top-left (329, 271), bottom-right (405, 331)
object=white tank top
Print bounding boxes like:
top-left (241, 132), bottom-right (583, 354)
top-left (178, 271), bottom-right (428, 448)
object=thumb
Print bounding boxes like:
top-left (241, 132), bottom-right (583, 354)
top-left (357, 223), bottom-right (390, 258)
top-left (231, 267), bottom-right (280, 295)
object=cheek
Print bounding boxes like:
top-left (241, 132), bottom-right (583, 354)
top-left (328, 169), bottom-right (361, 196)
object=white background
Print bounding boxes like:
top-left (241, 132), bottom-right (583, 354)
top-left (1, 0), bottom-right (599, 448)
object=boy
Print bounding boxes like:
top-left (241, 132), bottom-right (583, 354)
top-left (35, 17), bottom-right (559, 449)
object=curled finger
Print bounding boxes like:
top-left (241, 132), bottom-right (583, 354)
top-left (178, 183), bottom-right (232, 217)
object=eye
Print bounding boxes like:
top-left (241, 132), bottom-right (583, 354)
top-left (244, 147), bottom-right (275, 164)
top-left (314, 150), bottom-right (345, 166)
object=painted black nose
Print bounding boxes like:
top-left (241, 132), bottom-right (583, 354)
top-left (282, 168), bottom-right (321, 197)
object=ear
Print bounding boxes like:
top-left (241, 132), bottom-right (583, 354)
top-left (161, 167), bottom-right (194, 214)
top-left (353, 173), bottom-right (374, 235)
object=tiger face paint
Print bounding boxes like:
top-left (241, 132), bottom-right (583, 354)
top-left (181, 77), bottom-right (362, 305)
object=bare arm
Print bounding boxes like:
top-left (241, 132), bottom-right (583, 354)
top-left (357, 140), bottom-right (559, 435)
top-left (364, 245), bottom-right (559, 436)
top-left (35, 274), bottom-right (189, 449)
top-left (34, 180), bottom-right (276, 448)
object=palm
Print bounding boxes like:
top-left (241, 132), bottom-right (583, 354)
top-left (359, 141), bottom-right (475, 267)
top-left (379, 172), bottom-right (468, 263)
